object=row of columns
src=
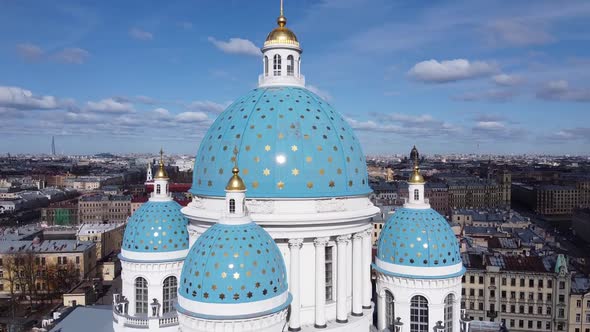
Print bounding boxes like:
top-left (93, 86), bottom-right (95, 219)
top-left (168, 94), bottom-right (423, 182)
top-left (287, 228), bottom-right (372, 331)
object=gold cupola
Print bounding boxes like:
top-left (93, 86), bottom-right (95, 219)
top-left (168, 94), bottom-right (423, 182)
top-left (225, 167), bottom-right (246, 191)
top-left (264, 0), bottom-right (299, 47)
top-left (154, 148), bottom-right (169, 180)
top-left (408, 146), bottom-right (425, 184)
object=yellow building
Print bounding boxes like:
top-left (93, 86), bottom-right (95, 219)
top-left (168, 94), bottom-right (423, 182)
top-left (0, 239), bottom-right (96, 297)
top-left (77, 223), bottom-right (125, 260)
top-left (569, 277), bottom-right (590, 332)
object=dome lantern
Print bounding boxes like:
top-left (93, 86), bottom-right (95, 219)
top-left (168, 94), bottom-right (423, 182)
top-left (259, 0), bottom-right (305, 88)
top-left (405, 146), bottom-right (427, 209)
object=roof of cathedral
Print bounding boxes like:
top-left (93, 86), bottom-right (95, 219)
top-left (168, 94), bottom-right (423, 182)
top-left (190, 86), bottom-right (371, 198)
top-left (178, 222), bottom-right (288, 305)
top-left (122, 200), bottom-right (189, 253)
top-left (377, 207), bottom-right (462, 270)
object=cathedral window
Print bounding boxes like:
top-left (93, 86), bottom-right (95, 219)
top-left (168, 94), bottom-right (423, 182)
top-left (273, 54), bottom-right (281, 76)
top-left (325, 246), bottom-right (334, 301)
top-left (156, 184), bottom-right (161, 194)
top-left (162, 276), bottom-right (177, 314)
top-left (410, 295), bottom-right (428, 332)
top-left (135, 277), bottom-right (148, 315)
top-left (229, 199), bottom-right (236, 214)
top-left (414, 189), bottom-right (419, 201)
top-left (444, 294), bottom-right (454, 332)
top-left (264, 56), bottom-right (269, 76)
top-left (385, 290), bottom-right (395, 331)
top-left (287, 55), bottom-right (294, 76)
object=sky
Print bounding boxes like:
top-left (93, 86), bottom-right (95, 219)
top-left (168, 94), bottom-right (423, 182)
top-left (1, 0), bottom-right (590, 156)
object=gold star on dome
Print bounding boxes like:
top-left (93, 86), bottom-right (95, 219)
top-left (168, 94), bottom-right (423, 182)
top-left (307, 182), bottom-right (314, 189)
top-left (265, 145), bottom-right (271, 151)
top-left (212, 284), bottom-right (217, 291)
top-left (245, 145), bottom-right (251, 151)
top-left (306, 156), bottom-right (312, 163)
top-left (329, 180), bottom-right (335, 188)
top-left (233, 272), bottom-right (240, 280)
top-left (263, 168), bottom-right (270, 176)
top-left (254, 156), bottom-right (260, 163)
top-left (328, 156), bottom-right (333, 163)
top-left (291, 168), bottom-right (299, 176)
top-left (317, 145), bottom-right (323, 151)
top-left (221, 272), bottom-right (227, 278)
top-left (277, 181), bottom-right (285, 190)
top-left (278, 133), bottom-right (284, 139)
top-left (291, 145), bottom-right (298, 152)
top-left (252, 181), bottom-right (259, 188)
top-left (242, 168), bottom-right (249, 175)
top-left (319, 169), bottom-right (325, 175)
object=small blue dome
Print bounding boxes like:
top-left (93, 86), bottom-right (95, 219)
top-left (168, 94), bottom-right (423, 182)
top-left (377, 208), bottom-right (461, 268)
top-left (179, 222), bottom-right (287, 304)
top-left (191, 86), bottom-right (371, 198)
top-left (122, 200), bottom-right (189, 253)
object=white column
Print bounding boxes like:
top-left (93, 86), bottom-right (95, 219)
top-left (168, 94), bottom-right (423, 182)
top-left (352, 233), bottom-right (363, 316)
top-left (314, 237), bottom-right (329, 328)
top-left (377, 290), bottom-right (386, 330)
top-left (362, 228), bottom-right (372, 309)
top-left (288, 238), bottom-right (303, 332)
top-left (336, 235), bottom-right (350, 323)
top-left (346, 234), bottom-right (352, 309)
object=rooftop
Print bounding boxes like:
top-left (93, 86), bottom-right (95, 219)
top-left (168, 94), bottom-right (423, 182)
top-left (0, 239), bottom-right (95, 254)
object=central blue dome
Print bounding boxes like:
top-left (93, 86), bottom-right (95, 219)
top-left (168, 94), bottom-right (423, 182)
top-left (191, 87), bottom-right (371, 198)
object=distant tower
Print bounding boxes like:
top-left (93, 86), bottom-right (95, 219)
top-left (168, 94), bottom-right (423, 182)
top-left (146, 161), bottom-right (153, 182)
top-left (51, 136), bottom-right (56, 155)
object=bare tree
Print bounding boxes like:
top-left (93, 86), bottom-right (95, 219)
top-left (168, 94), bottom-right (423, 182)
top-left (1, 254), bottom-right (19, 319)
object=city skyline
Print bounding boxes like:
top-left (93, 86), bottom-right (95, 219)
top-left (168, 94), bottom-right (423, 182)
top-left (1, 0), bottom-right (590, 155)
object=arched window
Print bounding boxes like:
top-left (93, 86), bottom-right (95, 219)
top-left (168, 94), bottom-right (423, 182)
top-left (287, 55), bottom-right (294, 76)
top-left (229, 199), bottom-right (236, 214)
top-left (162, 276), bottom-right (177, 314)
top-left (264, 56), bottom-right (269, 76)
top-left (410, 295), bottom-right (428, 332)
top-left (414, 189), bottom-right (419, 201)
top-left (385, 291), bottom-right (395, 331)
top-left (135, 277), bottom-right (148, 315)
top-left (273, 54), bottom-right (281, 76)
top-left (444, 294), bottom-right (454, 332)
top-left (156, 184), bottom-right (161, 194)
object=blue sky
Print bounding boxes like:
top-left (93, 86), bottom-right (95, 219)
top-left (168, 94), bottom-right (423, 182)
top-left (1, 0), bottom-right (589, 156)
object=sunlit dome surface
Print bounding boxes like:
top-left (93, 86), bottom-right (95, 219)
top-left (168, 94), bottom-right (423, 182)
top-left (122, 200), bottom-right (189, 253)
top-left (191, 87), bottom-right (371, 198)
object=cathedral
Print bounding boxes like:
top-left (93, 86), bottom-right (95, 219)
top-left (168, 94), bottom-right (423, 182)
top-left (112, 3), bottom-right (464, 331)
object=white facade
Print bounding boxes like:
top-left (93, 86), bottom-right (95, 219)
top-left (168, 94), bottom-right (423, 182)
top-left (182, 195), bottom-right (379, 331)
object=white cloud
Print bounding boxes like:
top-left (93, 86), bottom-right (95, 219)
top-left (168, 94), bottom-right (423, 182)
top-left (64, 112), bottom-right (101, 124)
top-left (491, 74), bottom-right (523, 86)
top-left (16, 43), bottom-right (43, 60)
top-left (453, 89), bottom-right (517, 102)
top-left (487, 20), bottom-right (554, 46)
top-left (536, 80), bottom-right (590, 102)
top-left (186, 100), bottom-right (228, 114)
top-left (129, 28), bottom-right (153, 41)
top-left (0, 86), bottom-right (64, 110)
top-left (475, 121), bottom-right (506, 130)
top-left (408, 59), bottom-right (499, 83)
top-left (307, 85), bottom-right (333, 101)
top-left (85, 98), bottom-right (135, 113)
top-left (53, 48), bottom-right (90, 64)
top-left (207, 37), bottom-right (260, 56)
top-left (175, 112), bottom-right (209, 122)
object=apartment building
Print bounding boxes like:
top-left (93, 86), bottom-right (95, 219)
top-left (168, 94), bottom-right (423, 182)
top-left (0, 239), bottom-right (96, 296)
top-left (569, 276), bottom-right (590, 332)
top-left (462, 253), bottom-right (570, 332)
top-left (77, 223), bottom-right (125, 260)
top-left (78, 194), bottom-right (131, 223)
